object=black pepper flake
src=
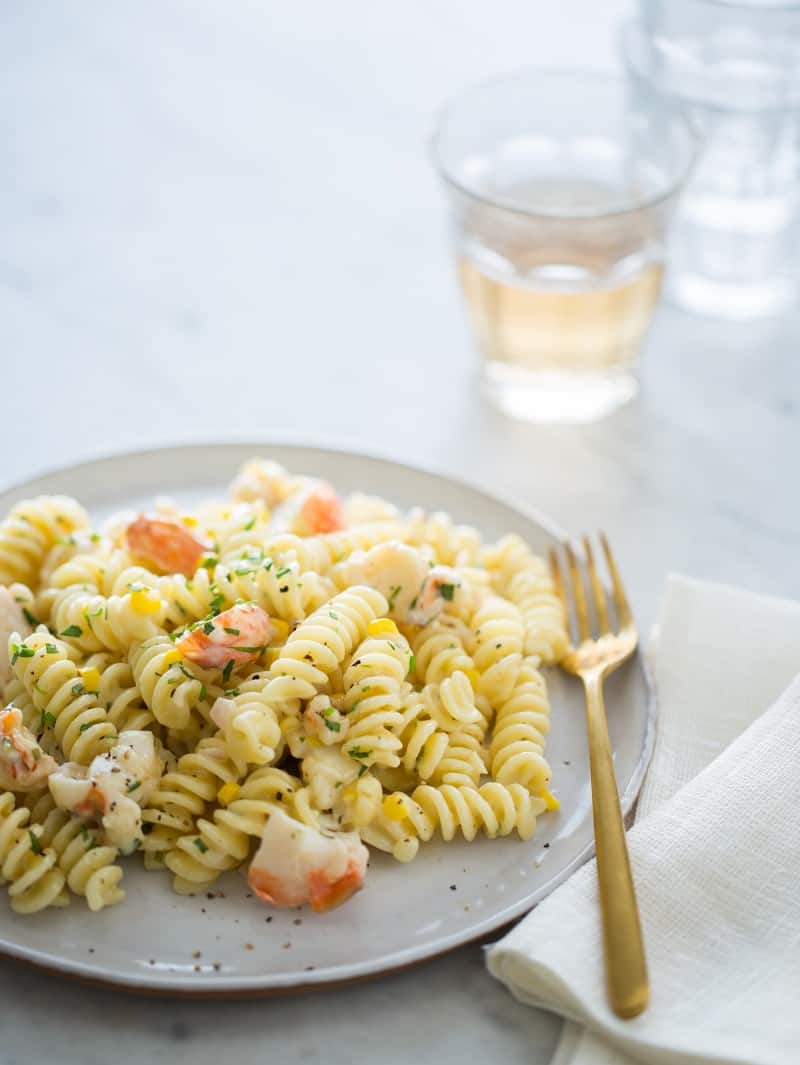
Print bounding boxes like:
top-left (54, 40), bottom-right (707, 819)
top-left (192, 950), bottom-right (202, 958)
top-left (88, 947), bottom-right (95, 953)
top-left (304, 965), bottom-right (315, 971)
top-left (282, 942), bottom-right (291, 949)
top-left (200, 908), bottom-right (206, 913)
top-left (563, 760), bottom-right (571, 766)
top-left (213, 962), bottom-right (221, 972)
top-left (265, 916), bottom-right (273, 923)
top-left (293, 918), bottom-right (302, 926)
top-left (193, 965), bottom-right (201, 972)
top-left (149, 959), bottom-right (156, 965)
top-left (543, 842), bottom-right (550, 849)
top-left (206, 892), bottom-right (215, 899)
top-left (449, 884), bottom-right (457, 891)
top-left (244, 943), bottom-right (254, 950)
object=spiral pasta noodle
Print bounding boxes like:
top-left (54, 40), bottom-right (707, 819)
top-left (129, 634), bottom-right (220, 731)
top-left (0, 495), bottom-right (90, 588)
top-left (340, 634), bottom-right (410, 768)
top-left (265, 585), bottom-right (388, 707)
top-left (470, 596), bottom-right (525, 706)
top-left (0, 791), bottom-right (68, 913)
top-left (481, 534), bottom-right (567, 664)
top-left (25, 791), bottom-right (124, 911)
top-left (489, 660), bottom-right (552, 793)
top-left (140, 736), bottom-right (239, 866)
top-left (10, 631), bottom-right (117, 763)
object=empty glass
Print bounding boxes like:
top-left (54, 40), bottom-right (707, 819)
top-left (431, 71), bottom-right (697, 424)
top-left (622, 2), bottom-right (800, 319)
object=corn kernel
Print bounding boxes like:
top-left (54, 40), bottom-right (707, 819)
top-left (217, 782), bottom-right (240, 806)
top-left (465, 668), bottom-right (480, 690)
top-left (181, 515), bottom-right (198, 527)
top-left (162, 648), bottom-right (183, 667)
top-left (382, 794), bottom-right (407, 822)
top-left (541, 788), bottom-right (560, 811)
top-left (368, 618), bottom-right (398, 637)
top-left (79, 667), bottom-right (101, 692)
top-left (270, 618), bottom-right (290, 642)
top-left (341, 784), bottom-right (358, 803)
top-left (130, 588), bottom-right (161, 615)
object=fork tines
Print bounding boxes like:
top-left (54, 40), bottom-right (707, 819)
top-left (549, 533), bottom-right (633, 645)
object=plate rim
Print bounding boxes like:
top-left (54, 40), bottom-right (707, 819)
top-left (0, 439), bottom-right (657, 995)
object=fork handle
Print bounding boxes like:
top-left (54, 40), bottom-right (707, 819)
top-left (584, 671), bottom-right (649, 1019)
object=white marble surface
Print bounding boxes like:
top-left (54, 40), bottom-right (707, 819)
top-left (1, 2), bottom-right (798, 1063)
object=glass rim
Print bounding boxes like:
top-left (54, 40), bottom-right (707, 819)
top-left (663, 0), bottom-right (800, 9)
top-left (621, 18), bottom-right (800, 114)
top-left (430, 67), bottom-right (699, 222)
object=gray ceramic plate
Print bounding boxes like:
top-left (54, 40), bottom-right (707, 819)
top-left (0, 443), bottom-right (655, 994)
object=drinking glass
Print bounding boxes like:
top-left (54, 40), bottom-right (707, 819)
top-left (622, 2), bottom-right (800, 319)
top-left (431, 71), bottom-right (697, 423)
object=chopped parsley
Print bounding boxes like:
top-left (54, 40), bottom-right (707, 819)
top-left (439, 583), bottom-right (455, 602)
top-left (223, 627), bottom-right (240, 636)
top-left (71, 682), bottom-right (84, 696)
top-left (231, 645), bottom-right (265, 655)
top-left (243, 516), bottom-right (256, 531)
top-left (329, 611), bottom-right (339, 620)
top-left (28, 831), bottom-right (42, 855)
top-left (407, 654), bottom-right (415, 677)
top-left (22, 607), bottom-right (40, 627)
top-left (193, 837), bottom-right (209, 853)
top-left (60, 625), bottom-right (83, 638)
top-left (45, 643), bottom-right (58, 654)
top-left (387, 585), bottom-right (401, 610)
top-left (323, 719), bottom-right (341, 733)
top-left (221, 659), bottom-right (235, 684)
top-left (10, 644), bottom-right (35, 665)
top-left (348, 747), bottom-right (370, 760)
top-left (200, 556), bottom-right (218, 570)
top-left (39, 711), bottom-right (56, 731)
top-left (203, 620), bottom-right (215, 635)
top-left (79, 722), bottom-right (93, 733)
top-left (199, 684), bottom-right (207, 703)
top-left (275, 567), bottom-right (291, 579)
top-left (126, 780), bottom-right (142, 793)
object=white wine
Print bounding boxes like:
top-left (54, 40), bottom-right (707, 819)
top-left (458, 251), bottom-right (663, 375)
top-left (449, 175), bottom-right (669, 421)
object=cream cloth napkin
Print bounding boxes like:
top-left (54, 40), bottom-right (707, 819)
top-left (487, 576), bottom-right (800, 1065)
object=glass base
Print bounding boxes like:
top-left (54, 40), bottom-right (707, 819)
top-left (484, 362), bottom-right (638, 424)
top-left (667, 272), bottom-right (797, 321)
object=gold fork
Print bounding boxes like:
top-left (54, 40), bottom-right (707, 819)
top-left (550, 534), bottom-right (649, 1020)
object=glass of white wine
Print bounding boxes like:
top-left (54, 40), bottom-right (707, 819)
top-left (432, 70), bottom-right (697, 423)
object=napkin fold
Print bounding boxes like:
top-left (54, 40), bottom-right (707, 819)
top-left (487, 576), bottom-right (800, 1065)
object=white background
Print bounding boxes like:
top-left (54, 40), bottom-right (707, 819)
top-left (1, 2), bottom-right (798, 1063)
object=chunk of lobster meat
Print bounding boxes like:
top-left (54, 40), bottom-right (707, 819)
top-left (0, 706), bottom-right (58, 792)
top-left (126, 516), bottom-right (208, 576)
top-left (304, 695), bottom-right (349, 748)
top-left (407, 565), bottom-right (468, 626)
top-left (176, 603), bottom-right (273, 670)
top-left (248, 807), bottom-right (368, 912)
top-left (48, 730), bottom-right (163, 853)
top-left (274, 482), bottom-right (345, 536)
top-left (229, 459), bottom-right (301, 507)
